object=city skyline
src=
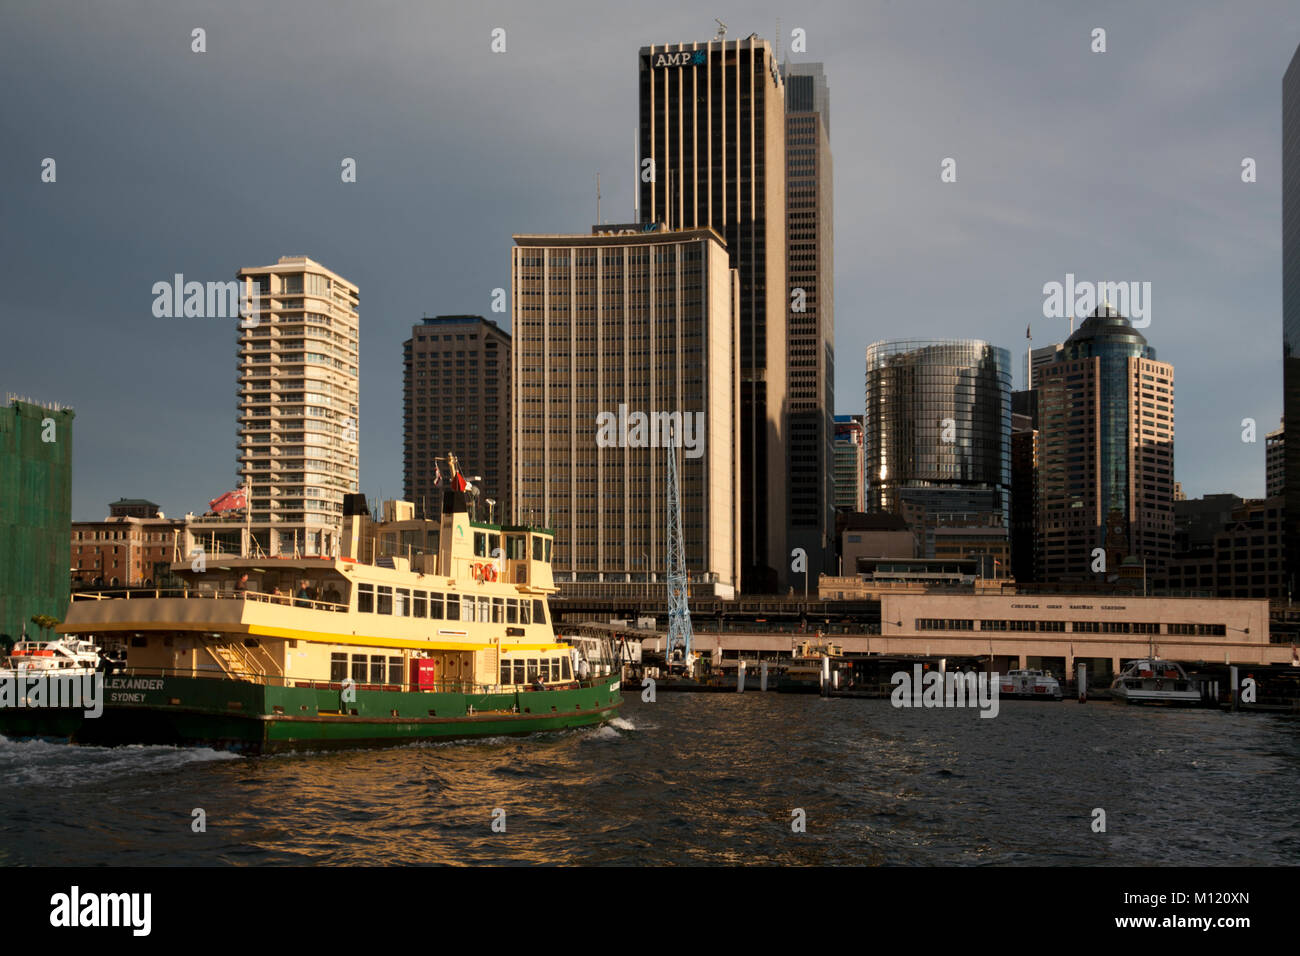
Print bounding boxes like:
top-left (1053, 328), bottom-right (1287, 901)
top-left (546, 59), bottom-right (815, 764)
top-left (2, 1), bottom-right (1297, 522)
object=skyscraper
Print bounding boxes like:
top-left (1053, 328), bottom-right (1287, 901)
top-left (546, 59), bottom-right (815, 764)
top-left (1035, 306), bottom-right (1174, 582)
top-left (236, 256), bottom-right (359, 558)
top-left (639, 36), bottom-right (787, 592)
top-left (784, 61), bottom-right (835, 582)
top-left (1283, 42), bottom-right (1300, 595)
top-left (403, 315), bottom-right (510, 521)
top-left (511, 227), bottom-right (741, 598)
top-left (1267, 417), bottom-right (1285, 500)
top-left (832, 415), bottom-right (864, 512)
top-left (864, 339), bottom-right (1012, 517)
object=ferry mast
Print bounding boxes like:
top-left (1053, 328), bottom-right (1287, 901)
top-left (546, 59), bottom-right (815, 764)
top-left (665, 425), bottom-right (694, 665)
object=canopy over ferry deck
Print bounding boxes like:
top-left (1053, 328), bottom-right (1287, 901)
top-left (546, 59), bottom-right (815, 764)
top-left (5, 456), bottom-right (622, 752)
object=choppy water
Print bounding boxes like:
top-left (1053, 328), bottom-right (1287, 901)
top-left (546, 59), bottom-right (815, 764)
top-left (2, 695), bottom-right (1298, 865)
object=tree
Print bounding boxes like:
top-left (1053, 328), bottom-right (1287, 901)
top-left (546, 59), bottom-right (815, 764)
top-left (30, 614), bottom-right (61, 640)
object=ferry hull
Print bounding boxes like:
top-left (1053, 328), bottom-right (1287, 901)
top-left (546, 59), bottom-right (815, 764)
top-left (0, 674), bottom-right (624, 754)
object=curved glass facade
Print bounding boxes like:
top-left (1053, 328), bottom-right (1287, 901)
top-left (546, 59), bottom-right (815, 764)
top-left (1057, 308), bottom-right (1156, 525)
top-left (864, 339), bottom-right (1011, 517)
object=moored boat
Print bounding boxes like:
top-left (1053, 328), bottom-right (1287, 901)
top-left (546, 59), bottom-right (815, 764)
top-left (1109, 658), bottom-right (1200, 706)
top-left (777, 637), bottom-right (843, 693)
top-left (0, 455), bottom-right (622, 752)
top-left (1, 636), bottom-right (102, 679)
top-left (998, 668), bottom-right (1062, 701)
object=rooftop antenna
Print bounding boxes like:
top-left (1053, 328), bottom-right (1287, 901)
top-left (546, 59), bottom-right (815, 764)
top-left (596, 172), bottom-right (601, 225)
top-left (713, 18), bottom-right (727, 41)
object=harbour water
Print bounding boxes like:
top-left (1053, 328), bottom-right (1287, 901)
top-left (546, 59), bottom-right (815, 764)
top-left (2, 695), bottom-right (1297, 866)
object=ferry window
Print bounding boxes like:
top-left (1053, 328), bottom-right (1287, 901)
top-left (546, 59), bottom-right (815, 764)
top-left (507, 599), bottom-right (518, 624)
top-left (414, 590), bottom-right (427, 618)
top-left (358, 583), bottom-right (374, 613)
top-left (464, 597), bottom-right (476, 623)
top-left (395, 588), bottom-right (411, 616)
top-left (474, 532), bottom-right (487, 557)
top-left (512, 660), bottom-right (525, 685)
top-left (488, 533), bottom-right (500, 556)
top-left (388, 656), bottom-right (403, 686)
top-left (545, 539), bottom-right (552, 563)
top-left (378, 586), bottom-right (393, 615)
top-left (533, 537), bottom-right (543, 561)
top-left (533, 600), bottom-right (546, 624)
top-left (351, 656), bottom-right (367, 682)
top-left (500, 660), bottom-right (511, 685)
top-left (447, 593), bottom-right (460, 619)
top-left (370, 655), bottom-right (386, 683)
top-left (478, 597), bottom-right (490, 622)
top-left (492, 598), bottom-right (504, 623)
top-left (429, 592), bottom-right (444, 619)
top-left (547, 658), bottom-right (558, 681)
top-left (331, 653), bottom-right (347, 682)
top-left (527, 658), bottom-right (539, 679)
top-left (508, 535), bottom-right (527, 559)
top-left (561, 656), bottom-right (572, 680)
top-left (520, 602), bottom-right (531, 625)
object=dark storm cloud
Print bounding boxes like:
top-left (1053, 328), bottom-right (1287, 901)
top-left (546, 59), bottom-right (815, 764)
top-left (0, 0), bottom-right (1296, 519)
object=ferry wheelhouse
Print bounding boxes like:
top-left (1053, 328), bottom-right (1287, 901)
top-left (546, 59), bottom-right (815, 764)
top-left (0, 460), bottom-right (622, 752)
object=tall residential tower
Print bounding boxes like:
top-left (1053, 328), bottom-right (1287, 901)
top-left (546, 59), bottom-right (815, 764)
top-left (236, 256), bottom-right (359, 558)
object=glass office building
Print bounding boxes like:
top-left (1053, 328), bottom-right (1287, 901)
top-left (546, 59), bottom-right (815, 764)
top-left (1283, 42), bottom-right (1300, 595)
top-left (1035, 306), bottom-right (1174, 582)
top-left (864, 339), bottom-right (1012, 518)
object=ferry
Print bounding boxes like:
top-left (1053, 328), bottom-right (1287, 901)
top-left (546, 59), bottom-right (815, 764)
top-left (1109, 659), bottom-right (1200, 706)
top-left (998, 669), bottom-right (1063, 701)
top-left (777, 637), bottom-right (843, 693)
top-left (0, 456), bottom-right (622, 752)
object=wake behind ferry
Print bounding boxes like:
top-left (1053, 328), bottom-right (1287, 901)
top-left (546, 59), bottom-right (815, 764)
top-left (0, 456), bottom-right (622, 753)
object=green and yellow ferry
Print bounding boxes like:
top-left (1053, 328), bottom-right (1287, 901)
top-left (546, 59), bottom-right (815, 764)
top-left (3, 470), bottom-right (622, 754)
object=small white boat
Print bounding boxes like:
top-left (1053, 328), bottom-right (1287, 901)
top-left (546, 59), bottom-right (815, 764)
top-left (999, 668), bottom-right (1062, 700)
top-left (1109, 658), bottom-right (1200, 706)
top-left (1, 636), bottom-right (102, 679)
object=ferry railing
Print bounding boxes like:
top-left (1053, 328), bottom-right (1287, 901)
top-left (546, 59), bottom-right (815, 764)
top-left (71, 588), bottom-right (349, 612)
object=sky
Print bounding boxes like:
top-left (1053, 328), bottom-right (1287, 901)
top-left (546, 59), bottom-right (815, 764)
top-left (2, 0), bottom-right (1298, 521)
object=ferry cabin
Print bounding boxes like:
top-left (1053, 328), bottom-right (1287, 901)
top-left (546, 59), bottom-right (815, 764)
top-left (60, 493), bottom-right (578, 694)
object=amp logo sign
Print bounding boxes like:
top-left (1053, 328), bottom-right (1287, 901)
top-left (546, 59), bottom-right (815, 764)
top-left (652, 50), bottom-right (706, 68)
